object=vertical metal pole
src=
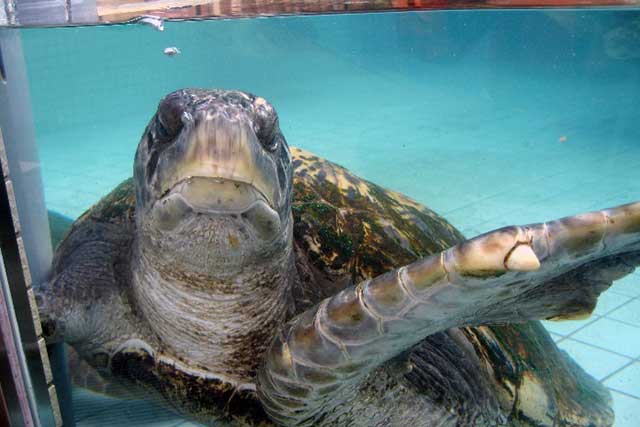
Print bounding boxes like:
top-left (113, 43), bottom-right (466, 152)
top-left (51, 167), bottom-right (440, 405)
top-left (0, 28), bottom-right (67, 426)
top-left (0, 1), bottom-right (7, 27)
top-left (0, 31), bottom-right (52, 284)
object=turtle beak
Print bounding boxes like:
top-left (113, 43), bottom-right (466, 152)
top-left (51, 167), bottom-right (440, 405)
top-left (152, 115), bottom-right (282, 215)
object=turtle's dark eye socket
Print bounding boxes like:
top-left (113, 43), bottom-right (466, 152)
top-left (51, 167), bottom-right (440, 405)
top-left (263, 133), bottom-right (280, 152)
top-left (154, 115), bottom-right (178, 142)
top-left (155, 111), bottom-right (183, 143)
top-left (251, 96), bottom-right (279, 152)
top-left (256, 117), bottom-right (279, 152)
top-left (155, 93), bottom-right (186, 143)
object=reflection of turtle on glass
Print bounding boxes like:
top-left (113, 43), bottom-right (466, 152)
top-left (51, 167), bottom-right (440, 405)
top-left (38, 89), bottom-right (640, 426)
top-left (604, 17), bottom-right (640, 60)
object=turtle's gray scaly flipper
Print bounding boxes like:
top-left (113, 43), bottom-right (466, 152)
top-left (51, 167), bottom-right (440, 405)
top-left (37, 183), bottom-right (156, 367)
top-left (258, 201), bottom-right (640, 426)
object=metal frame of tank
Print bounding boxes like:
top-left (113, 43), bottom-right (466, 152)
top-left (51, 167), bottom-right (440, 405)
top-left (0, 0), bottom-right (638, 28)
top-left (0, 28), bottom-right (67, 427)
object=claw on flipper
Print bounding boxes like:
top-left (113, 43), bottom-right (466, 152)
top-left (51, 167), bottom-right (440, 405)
top-left (504, 244), bottom-right (540, 271)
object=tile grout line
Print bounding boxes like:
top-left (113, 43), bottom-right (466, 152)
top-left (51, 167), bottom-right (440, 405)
top-left (562, 335), bottom-right (637, 361)
top-left (449, 166), bottom-right (640, 232)
top-left (600, 359), bottom-right (637, 384)
top-left (551, 295), bottom-right (640, 347)
top-left (470, 181), bottom-right (639, 233)
top-left (442, 146), bottom-right (640, 219)
top-left (600, 316), bottom-right (640, 330)
top-left (609, 289), bottom-right (640, 298)
top-left (434, 149), bottom-right (629, 216)
top-left (599, 295), bottom-right (639, 319)
top-left (550, 316), bottom-right (601, 341)
top-left (606, 386), bottom-right (640, 401)
top-left (440, 168), bottom-right (570, 217)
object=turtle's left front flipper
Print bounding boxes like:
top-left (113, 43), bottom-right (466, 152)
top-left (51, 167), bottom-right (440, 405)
top-left (258, 201), bottom-right (640, 426)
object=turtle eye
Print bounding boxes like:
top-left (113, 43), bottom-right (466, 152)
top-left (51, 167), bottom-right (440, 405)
top-left (155, 93), bottom-right (186, 143)
top-left (263, 133), bottom-right (280, 152)
top-left (154, 115), bottom-right (170, 141)
top-left (155, 111), bottom-right (183, 143)
top-left (256, 117), bottom-right (279, 152)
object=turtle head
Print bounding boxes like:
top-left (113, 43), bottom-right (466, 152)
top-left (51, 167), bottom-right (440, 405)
top-left (134, 89), bottom-right (294, 277)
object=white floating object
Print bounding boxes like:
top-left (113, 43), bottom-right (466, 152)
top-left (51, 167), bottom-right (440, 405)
top-left (138, 15), bottom-right (164, 31)
top-left (164, 47), bottom-right (181, 57)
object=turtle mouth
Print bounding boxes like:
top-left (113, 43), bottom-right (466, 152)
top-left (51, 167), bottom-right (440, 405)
top-left (158, 176), bottom-right (276, 215)
top-left (151, 175), bottom-right (282, 237)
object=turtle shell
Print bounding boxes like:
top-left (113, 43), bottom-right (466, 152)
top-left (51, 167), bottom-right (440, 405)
top-left (288, 147), bottom-right (464, 310)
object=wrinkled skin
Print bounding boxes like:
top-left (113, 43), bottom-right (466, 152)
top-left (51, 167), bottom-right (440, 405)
top-left (131, 90), bottom-right (296, 382)
top-left (39, 89), bottom-right (639, 427)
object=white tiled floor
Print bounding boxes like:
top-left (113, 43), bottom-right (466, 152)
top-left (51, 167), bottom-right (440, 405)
top-left (611, 390), bottom-right (640, 427)
top-left (543, 272), bottom-right (640, 427)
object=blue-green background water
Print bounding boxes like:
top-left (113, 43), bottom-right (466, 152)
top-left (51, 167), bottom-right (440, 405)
top-left (18, 9), bottom-right (640, 426)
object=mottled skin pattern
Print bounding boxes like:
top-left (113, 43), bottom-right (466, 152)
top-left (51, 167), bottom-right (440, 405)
top-left (47, 148), bottom-right (612, 427)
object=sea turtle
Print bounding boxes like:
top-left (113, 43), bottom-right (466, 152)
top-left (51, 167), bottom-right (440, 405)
top-left (38, 88), bottom-right (640, 427)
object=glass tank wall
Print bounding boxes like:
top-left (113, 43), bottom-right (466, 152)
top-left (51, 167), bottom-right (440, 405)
top-left (9, 8), bottom-right (640, 427)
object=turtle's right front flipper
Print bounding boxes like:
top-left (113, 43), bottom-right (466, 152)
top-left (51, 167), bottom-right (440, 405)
top-left (258, 201), bottom-right (640, 426)
top-left (36, 183), bottom-right (155, 372)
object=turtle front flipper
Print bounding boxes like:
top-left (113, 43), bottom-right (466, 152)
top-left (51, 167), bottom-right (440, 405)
top-left (37, 179), bottom-right (158, 375)
top-left (258, 201), bottom-right (640, 426)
